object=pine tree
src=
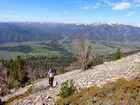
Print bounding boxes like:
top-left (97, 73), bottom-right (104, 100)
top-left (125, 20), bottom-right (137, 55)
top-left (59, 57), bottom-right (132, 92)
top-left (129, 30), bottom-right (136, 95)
top-left (113, 48), bottom-right (122, 61)
top-left (9, 55), bottom-right (28, 89)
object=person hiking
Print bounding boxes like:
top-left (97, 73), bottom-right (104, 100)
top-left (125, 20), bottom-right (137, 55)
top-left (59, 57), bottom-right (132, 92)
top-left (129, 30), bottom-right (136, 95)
top-left (48, 69), bottom-right (55, 88)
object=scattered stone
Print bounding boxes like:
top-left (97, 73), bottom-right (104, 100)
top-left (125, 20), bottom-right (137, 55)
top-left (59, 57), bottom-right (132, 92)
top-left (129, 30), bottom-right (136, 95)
top-left (35, 95), bottom-right (41, 102)
top-left (35, 101), bottom-right (43, 105)
top-left (46, 95), bottom-right (50, 99)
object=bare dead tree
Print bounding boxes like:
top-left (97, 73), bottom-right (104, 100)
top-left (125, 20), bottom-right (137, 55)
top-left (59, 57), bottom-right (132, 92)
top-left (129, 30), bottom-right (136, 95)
top-left (0, 63), bottom-right (9, 96)
top-left (27, 63), bottom-right (48, 82)
top-left (27, 66), bottom-right (37, 82)
top-left (77, 34), bottom-right (94, 70)
top-left (38, 67), bottom-right (48, 79)
top-left (84, 44), bottom-right (93, 70)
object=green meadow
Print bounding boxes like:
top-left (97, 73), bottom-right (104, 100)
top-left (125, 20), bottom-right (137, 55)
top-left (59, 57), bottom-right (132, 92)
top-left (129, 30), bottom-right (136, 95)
top-left (0, 41), bottom-right (60, 60)
top-left (0, 40), bottom-right (140, 60)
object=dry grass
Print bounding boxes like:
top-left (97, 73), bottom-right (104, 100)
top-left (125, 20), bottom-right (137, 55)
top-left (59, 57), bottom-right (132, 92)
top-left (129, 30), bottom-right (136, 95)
top-left (5, 93), bottom-right (29, 105)
top-left (56, 78), bottom-right (140, 105)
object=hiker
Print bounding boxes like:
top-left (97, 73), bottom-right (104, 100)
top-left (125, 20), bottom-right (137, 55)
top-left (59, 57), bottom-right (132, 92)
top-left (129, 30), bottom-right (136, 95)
top-left (48, 69), bottom-right (55, 88)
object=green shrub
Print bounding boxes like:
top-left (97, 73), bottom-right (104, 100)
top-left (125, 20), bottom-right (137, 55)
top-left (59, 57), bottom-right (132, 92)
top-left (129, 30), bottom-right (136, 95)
top-left (26, 86), bottom-right (33, 94)
top-left (113, 48), bottom-right (122, 60)
top-left (32, 85), bottom-right (47, 93)
top-left (26, 85), bottom-right (47, 94)
top-left (9, 80), bottom-right (20, 89)
top-left (58, 79), bottom-right (77, 98)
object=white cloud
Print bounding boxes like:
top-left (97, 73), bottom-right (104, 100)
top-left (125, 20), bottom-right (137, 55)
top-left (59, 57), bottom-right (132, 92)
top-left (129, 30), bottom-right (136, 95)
top-left (0, 11), bottom-right (25, 21)
top-left (102, 0), bottom-right (114, 6)
top-left (82, 6), bottom-right (90, 9)
top-left (82, 3), bottom-right (100, 9)
top-left (101, 0), bottom-right (134, 10)
top-left (112, 2), bottom-right (131, 10)
top-left (127, 11), bottom-right (136, 16)
top-left (92, 3), bottom-right (101, 8)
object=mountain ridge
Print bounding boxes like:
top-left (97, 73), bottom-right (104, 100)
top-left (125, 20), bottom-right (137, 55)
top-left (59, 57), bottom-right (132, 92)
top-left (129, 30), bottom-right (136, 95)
top-left (0, 22), bottom-right (140, 43)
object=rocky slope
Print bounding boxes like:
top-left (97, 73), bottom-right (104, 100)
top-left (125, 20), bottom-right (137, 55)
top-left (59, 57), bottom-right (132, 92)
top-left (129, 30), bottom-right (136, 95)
top-left (2, 52), bottom-right (140, 105)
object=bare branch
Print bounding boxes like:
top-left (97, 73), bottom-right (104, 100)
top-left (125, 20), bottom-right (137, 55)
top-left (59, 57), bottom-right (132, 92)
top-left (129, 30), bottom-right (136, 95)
top-left (77, 34), bottom-right (94, 70)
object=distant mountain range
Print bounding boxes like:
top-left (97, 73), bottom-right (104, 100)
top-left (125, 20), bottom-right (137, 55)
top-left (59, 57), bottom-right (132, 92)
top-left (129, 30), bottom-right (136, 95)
top-left (0, 22), bottom-right (140, 43)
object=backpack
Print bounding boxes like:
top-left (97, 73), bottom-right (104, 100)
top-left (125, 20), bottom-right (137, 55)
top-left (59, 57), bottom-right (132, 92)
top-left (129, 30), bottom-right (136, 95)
top-left (49, 72), bottom-right (54, 77)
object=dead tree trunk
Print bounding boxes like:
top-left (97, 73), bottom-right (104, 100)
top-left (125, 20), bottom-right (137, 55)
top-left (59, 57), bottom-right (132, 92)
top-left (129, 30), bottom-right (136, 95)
top-left (77, 35), bottom-right (93, 70)
top-left (0, 63), bottom-right (9, 96)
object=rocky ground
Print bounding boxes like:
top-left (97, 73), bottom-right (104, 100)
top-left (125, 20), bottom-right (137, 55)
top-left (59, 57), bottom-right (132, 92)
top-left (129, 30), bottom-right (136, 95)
top-left (1, 52), bottom-right (140, 105)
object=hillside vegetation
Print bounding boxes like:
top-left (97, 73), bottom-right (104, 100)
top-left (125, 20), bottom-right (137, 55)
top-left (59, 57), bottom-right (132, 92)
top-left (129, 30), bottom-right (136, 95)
top-left (56, 78), bottom-right (140, 105)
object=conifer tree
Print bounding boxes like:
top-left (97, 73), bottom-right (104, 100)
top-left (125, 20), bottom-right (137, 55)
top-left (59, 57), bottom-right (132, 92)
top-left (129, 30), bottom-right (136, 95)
top-left (113, 48), bottom-right (122, 61)
top-left (9, 55), bottom-right (28, 89)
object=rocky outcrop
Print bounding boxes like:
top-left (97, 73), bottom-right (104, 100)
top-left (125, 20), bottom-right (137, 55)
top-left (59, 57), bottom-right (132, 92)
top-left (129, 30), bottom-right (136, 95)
top-left (2, 52), bottom-right (140, 105)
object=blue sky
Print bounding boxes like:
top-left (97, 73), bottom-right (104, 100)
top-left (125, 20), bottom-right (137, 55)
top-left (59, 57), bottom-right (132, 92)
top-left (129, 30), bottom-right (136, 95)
top-left (0, 0), bottom-right (139, 25)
